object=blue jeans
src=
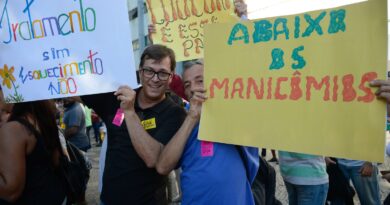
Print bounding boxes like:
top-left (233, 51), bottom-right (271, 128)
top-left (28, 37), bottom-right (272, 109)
top-left (285, 181), bottom-right (329, 205)
top-left (336, 164), bottom-right (381, 205)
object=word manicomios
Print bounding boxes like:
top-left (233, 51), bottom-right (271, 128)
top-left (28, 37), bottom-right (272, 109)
top-left (209, 71), bottom-right (377, 103)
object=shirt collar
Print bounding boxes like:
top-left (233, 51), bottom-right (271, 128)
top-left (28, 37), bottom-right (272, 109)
top-left (135, 87), bottom-right (174, 114)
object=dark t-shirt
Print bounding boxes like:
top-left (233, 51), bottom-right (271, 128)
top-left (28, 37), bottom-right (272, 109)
top-left (82, 90), bottom-right (186, 205)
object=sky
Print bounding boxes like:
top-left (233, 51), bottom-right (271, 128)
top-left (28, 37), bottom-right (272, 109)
top-left (246, 0), bottom-right (369, 19)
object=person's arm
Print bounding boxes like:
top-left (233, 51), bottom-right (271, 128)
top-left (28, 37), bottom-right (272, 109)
top-left (115, 86), bottom-right (166, 168)
top-left (360, 161), bottom-right (374, 177)
top-left (0, 122), bottom-right (27, 202)
top-left (148, 24), bottom-right (156, 45)
top-left (58, 130), bottom-right (70, 160)
top-left (368, 79), bottom-right (390, 176)
top-left (325, 157), bottom-right (336, 166)
top-left (64, 108), bottom-right (82, 140)
top-left (371, 79), bottom-right (390, 102)
top-left (156, 113), bottom-right (198, 175)
top-left (234, 0), bottom-right (248, 19)
top-left (383, 172), bottom-right (390, 183)
top-left (64, 126), bottom-right (79, 139)
top-left (122, 111), bottom-right (164, 168)
top-left (156, 88), bottom-right (207, 175)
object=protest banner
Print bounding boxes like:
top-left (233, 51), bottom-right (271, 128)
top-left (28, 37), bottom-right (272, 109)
top-left (0, 0), bottom-right (137, 103)
top-left (146, 0), bottom-right (237, 61)
top-left (199, 0), bottom-right (387, 162)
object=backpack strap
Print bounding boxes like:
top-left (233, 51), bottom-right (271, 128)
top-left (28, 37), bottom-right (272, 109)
top-left (235, 145), bottom-right (251, 182)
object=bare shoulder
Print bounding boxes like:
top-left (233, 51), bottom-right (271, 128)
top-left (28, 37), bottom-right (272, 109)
top-left (0, 121), bottom-right (30, 142)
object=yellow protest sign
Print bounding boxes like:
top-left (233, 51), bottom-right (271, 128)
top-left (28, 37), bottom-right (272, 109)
top-left (199, 0), bottom-right (387, 162)
top-left (146, 0), bottom-right (236, 61)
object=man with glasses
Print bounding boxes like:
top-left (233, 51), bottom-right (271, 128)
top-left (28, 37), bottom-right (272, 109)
top-left (81, 44), bottom-right (186, 205)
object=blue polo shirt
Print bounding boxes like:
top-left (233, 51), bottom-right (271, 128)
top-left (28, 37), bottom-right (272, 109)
top-left (178, 125), bottom-right (259, 205)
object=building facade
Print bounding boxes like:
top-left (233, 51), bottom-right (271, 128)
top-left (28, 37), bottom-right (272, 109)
top-left (127, 0), bottom-right (183, 75)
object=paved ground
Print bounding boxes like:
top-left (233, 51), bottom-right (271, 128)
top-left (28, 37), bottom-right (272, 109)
top-left (85, 144), bottom-right (390, 205)
top-left (85, 144), bottom-right (100, 205)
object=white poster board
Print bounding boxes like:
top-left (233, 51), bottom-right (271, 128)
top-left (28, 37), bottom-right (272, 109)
top-left (0, 0), bottom-right (137, 102)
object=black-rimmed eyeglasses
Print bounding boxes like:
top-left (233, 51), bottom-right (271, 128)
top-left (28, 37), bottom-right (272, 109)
top-left (141, 67), bottom-right (172, 81)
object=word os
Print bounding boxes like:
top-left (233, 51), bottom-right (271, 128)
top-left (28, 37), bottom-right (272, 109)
top-left (269, 46), bottom-right (306, 70)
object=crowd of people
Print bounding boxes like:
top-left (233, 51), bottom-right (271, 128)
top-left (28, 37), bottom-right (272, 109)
top-left (1, 0), bottom-right (390, 205)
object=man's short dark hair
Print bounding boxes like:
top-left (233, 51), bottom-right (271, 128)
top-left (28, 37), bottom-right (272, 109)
top-left (139, 44), bottom-right (176, 72)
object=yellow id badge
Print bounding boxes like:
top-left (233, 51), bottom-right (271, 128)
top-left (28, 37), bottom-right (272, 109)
top-left (141, 118), bottom-right (156, 130)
